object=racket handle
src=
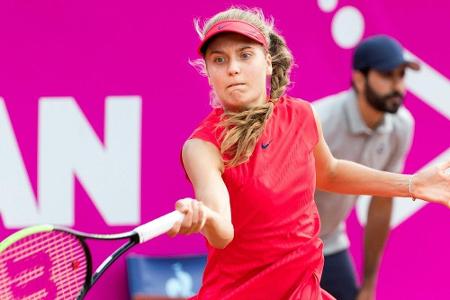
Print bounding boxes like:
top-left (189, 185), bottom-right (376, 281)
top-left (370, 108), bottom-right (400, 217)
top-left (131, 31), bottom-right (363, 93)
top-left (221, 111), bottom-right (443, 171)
top-left (134, 210), bottom-right (184, 243)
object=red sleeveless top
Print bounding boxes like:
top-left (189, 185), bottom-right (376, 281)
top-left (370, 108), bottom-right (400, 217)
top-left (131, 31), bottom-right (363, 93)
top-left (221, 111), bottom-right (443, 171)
top-left (188, 96), bottom-right (334, 300)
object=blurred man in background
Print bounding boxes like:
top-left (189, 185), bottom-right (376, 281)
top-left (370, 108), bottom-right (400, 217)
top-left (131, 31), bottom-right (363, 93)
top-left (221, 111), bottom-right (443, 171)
top-left (313, 35), bottom-right (419, 300)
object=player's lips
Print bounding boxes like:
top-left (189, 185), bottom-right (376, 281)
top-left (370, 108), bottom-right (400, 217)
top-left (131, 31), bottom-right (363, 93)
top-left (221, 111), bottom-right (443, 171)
top-left (227, 82), bottom-right (246, 88)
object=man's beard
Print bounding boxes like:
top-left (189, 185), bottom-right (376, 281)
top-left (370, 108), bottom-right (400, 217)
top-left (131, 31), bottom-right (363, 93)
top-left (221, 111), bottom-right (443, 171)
top-left (365, 80), bottom-right (405, 113)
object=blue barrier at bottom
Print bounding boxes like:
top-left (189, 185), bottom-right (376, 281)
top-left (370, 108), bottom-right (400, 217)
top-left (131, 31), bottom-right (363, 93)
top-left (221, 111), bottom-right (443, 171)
top-left (126, 254), bottom-right (206, 300)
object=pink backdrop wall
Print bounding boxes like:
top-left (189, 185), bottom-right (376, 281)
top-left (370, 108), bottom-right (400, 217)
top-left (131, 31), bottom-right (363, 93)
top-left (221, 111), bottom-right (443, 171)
top-left (0, 1), bottom-right (449, 299)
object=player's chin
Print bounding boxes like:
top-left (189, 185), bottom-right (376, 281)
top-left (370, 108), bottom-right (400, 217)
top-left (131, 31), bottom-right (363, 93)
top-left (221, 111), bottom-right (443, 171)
top-left (227, 97), bottom-right (259, 111)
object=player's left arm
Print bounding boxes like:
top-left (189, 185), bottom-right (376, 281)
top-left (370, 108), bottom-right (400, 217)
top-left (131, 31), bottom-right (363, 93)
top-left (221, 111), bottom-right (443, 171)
top-left (312, 108), bottom-right (450, 206)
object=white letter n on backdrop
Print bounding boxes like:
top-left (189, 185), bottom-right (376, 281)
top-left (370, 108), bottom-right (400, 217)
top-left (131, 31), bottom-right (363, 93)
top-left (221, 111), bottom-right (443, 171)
top-left (0, 96), bottom-right (142, 227)
top-left (39, 96), bottom-right (142, 226)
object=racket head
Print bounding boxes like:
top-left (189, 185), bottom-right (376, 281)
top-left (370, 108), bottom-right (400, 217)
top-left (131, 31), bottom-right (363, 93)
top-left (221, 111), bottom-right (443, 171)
top-left (0, 225), bottom-right (92, 300)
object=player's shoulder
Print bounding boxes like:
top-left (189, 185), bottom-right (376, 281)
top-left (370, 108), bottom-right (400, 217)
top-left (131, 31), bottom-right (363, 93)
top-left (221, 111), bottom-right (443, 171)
top-left (279, 95), bottom-right (315, 118)
top-left (183, 138), bottom-right (223, 172)
top-left (283, 95), bottom-right (311, 108)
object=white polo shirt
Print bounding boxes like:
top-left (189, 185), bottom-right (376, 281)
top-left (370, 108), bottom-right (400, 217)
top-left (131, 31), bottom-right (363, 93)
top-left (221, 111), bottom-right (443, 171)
top-left (312, 89), bottom-right (414, 256)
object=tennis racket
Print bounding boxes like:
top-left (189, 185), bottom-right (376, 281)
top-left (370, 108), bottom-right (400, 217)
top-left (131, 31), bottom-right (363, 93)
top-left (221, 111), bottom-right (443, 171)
top-left (0, 210), bottom-right (184, 300)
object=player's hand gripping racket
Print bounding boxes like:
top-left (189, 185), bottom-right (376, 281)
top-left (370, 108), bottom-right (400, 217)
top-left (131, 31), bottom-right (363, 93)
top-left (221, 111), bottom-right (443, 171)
top-left (0, 210), bottom-right (184, 300)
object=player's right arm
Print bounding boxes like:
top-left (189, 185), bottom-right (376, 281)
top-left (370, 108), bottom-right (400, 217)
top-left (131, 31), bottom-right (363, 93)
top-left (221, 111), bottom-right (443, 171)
top-left (169, 138), bottom-right (234, 249)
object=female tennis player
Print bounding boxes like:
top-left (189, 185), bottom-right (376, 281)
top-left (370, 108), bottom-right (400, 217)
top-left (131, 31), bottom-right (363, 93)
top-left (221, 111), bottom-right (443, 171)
top-left (167, 7), bottom-right (450, 299)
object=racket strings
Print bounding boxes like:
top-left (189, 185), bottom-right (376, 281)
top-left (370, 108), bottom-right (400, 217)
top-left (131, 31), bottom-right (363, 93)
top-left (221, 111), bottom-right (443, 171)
top-left (0, 231), bottom-right (88, 299)
top-left (59, 233), bottom-right (83, 300)
top-left (22, 288), bottom-right (47, 300)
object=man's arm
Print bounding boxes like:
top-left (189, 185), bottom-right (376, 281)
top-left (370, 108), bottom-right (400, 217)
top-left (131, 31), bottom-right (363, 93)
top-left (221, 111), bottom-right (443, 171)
top-left (358, 109), bottom-right (414, 300)
top-left (358, 196), bottom-right (393, 300)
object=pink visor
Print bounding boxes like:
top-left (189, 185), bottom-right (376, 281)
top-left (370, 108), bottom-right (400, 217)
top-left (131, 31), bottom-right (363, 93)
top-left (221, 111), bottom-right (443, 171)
top-left (198, 20), bottom-right (268, 55)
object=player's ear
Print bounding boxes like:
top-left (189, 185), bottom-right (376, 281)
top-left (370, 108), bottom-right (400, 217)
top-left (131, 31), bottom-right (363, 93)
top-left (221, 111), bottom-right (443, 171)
top-left (266, 53), bottom-right (272, 76)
